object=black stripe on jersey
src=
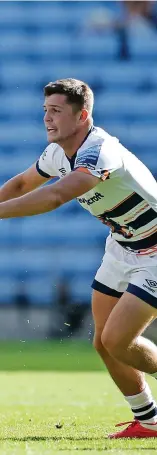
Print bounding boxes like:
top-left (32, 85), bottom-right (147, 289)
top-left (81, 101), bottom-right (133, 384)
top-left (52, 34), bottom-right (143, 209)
top-left (36, 160), bottom-right (51, 178)
top-left (104, 193), bottom-right (144, 218)
top-left (65, 127), bottom-right (93, 170)
top-left (126, 208), bottom-right (157, 230)
top-left (118, 231), bottom-right (157, 251)
top-left (66, 152), bottom-right (77, 170)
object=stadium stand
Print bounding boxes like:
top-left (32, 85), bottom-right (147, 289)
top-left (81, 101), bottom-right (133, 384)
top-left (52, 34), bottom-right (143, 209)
top-left (0, 1), bottom-right (156, 305)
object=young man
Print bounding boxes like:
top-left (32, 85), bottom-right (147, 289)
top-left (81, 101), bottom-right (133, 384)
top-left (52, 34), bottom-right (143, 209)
top-left (0, 78), bottom-right (157, 438)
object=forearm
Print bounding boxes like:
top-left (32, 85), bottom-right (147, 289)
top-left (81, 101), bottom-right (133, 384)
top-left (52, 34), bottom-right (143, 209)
top-left (0, 176), bottom-right (26, 202)
top-left (0, 186), bottom-right (61, 218)
top-left (0, 169), bottom-right (98, 219)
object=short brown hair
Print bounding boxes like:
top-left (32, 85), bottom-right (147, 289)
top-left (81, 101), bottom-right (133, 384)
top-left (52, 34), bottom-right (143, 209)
top-left (44, 78), bottom-right (94, 115)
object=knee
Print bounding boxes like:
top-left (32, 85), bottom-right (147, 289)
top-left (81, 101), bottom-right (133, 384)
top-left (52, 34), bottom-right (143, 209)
top-left (93, 334), bottom-right (103, 353)
top-left (101, 330), bottom-right (125, 360)
top-left (93, 333), bottom-right (109, 357)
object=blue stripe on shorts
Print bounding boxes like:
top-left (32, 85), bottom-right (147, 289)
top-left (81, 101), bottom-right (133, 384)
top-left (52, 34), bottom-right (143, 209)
top-left (127, 283), bottom-right (157, 309)
top-left (92, 279), bottom-right (123, 298)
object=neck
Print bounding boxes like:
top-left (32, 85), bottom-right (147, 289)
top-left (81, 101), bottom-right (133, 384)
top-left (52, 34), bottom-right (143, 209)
top-left (58, 121), bottom-right (93, 158)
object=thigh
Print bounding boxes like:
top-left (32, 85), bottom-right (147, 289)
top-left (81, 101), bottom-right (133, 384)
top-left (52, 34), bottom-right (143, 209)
top-left (92, 237), bottom-right (127, 336)
top-left (93, 236), bottom-right (128, 295)
top-left (92, 290), bottom-right (119, 335)
top-left (128, 255), bottom-right (157, 310)
top-left (102, 291), bottom-right (157, 349)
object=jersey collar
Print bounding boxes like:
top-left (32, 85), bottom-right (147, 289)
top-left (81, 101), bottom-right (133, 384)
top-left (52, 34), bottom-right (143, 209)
top-left (65, 126), bottom-right (94, 170)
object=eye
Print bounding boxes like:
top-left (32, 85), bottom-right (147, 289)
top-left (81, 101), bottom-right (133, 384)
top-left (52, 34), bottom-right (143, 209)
top-left (53, 108), bottom-right (60, 113)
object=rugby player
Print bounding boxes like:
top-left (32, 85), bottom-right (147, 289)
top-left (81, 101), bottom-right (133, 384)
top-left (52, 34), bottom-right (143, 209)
top-left (0, 79), bottom-right (157, 438)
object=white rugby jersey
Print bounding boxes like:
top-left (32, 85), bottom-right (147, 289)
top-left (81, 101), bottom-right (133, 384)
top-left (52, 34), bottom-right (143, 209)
top-left (36, 126), bottom-right (157, 255)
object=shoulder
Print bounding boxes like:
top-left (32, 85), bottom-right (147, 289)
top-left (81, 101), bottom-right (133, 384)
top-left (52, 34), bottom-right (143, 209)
top-left (41, 143), bottom-right (63, 161)
top-left (37, 142), bottom-right (64, 178)
top-left (74, 126), bottom-right (124, 178)
top-left (87, 126), bottom-right (116, 144)
top-left (76, 126), bottom-right (120, 164)
top-left (78, 126), bottom-right (119, 155)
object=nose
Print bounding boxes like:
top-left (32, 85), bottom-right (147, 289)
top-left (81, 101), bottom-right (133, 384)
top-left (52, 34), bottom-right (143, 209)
top-left (44, 111), bottom-right (50, 123)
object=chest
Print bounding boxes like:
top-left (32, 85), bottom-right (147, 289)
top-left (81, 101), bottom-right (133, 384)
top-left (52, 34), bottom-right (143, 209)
top-left (53, 154), bottom-right (132, 220)
top-left (77, 178), bottom-right (132, 219)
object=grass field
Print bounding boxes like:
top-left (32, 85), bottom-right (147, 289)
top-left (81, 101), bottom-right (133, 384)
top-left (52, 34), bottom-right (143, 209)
top-left (0, 341), bottom-right (157, 454)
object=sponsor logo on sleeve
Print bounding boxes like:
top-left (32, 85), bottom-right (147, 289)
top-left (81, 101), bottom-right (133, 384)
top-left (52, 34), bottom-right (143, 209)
top-left (59, 167), bottom-right (66, 177)
top-left (41, 149), bottom-right (48, 160)
top-left (75, 145), bottom-right (101, 170)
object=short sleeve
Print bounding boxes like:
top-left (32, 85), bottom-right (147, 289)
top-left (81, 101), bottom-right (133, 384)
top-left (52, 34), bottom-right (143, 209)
top-left (74, 141), bottom-right (123, 181)
top-left (36, 144), bottom-right (58, 178)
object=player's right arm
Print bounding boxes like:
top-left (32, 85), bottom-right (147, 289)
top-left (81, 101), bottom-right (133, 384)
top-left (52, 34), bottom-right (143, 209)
top-left (0, 163), bottom-right (54, 203)
top-left (0, 143), bottom-right (58, 202)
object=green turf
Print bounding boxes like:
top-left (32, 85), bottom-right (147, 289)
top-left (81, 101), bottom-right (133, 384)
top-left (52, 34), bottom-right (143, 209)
top-left (0, 340), bottom-right (104, 371)
top-left (0, 370), bottom-right (157, 454)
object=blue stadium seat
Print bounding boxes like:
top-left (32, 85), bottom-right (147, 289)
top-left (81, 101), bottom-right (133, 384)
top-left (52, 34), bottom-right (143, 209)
top-left (103, 123), bottom-right (157, 172)
top-left (128, 125), bottom-right (157, 148)
top-left (73, 32), bottom-right (118, 61)
top-left (24, 276), bottom-right (57, 305)
top-left (31, 3), bottom-right (75, 27)
top-left (70, 274), bottom-right (94, 303)
top-left (0, 249), bottom-right (17, 274)
top-left (0, 62), bottom-right (44, 87)
top-left (0, 154), bottom-right (38, 178)
top-left (0, 3), bottom-right (25, 25)
top-left (0, 33), bottom-right (36, 56)
top-left (104, 122), bottom-right (157, 146)
top-left (20, 214), bottom-right (107, 247)
top-left (56, 247), bottom-right (102, 275)
top-left (0, 123), bottom-right (45, 147)
top-left (0, 218), bottom-right (23, 247)
top-left (128, 20), bottom-right (157, 59)
top-left (0, 0), bottom-right (156, 308)
top-left (34, 34), bottom-right (72, 59)
top-left (101, 63), bottom-right (157, 92)
top-left (13, 248), bottom-right (57, 275)
top-left (1, 92), bottom-right (42, 121)
top-left (96, 93), bottom-right (157, 121)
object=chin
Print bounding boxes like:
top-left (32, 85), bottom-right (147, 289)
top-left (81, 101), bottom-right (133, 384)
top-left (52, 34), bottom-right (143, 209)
top-left (48, 133), bottom-right (59, 143)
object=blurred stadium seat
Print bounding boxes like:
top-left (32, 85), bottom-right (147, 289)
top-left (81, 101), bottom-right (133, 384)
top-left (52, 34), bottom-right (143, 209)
top-left (73, 33), bottom-right (119, 61)
top-left (0, 1), bottom-right (156, 306)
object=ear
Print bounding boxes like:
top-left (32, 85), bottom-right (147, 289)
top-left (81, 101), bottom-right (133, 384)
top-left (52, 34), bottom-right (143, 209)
top-left (79, 109), bottom-right (89, 123)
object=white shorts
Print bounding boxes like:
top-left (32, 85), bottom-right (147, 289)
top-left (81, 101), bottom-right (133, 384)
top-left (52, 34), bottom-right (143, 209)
top-left (92, 235), bottom-right (157, 308)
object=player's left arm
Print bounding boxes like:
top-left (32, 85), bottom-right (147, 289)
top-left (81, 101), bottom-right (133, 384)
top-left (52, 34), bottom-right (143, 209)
top-left (0, 171), bottom-right (99, 218)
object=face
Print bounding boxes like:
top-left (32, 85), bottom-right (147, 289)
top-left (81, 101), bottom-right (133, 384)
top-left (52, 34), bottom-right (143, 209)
top-left (44, 94), bottom-right (83, 144)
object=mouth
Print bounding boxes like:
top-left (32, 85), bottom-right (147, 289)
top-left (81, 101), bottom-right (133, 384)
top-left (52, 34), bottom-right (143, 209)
top-left (47, 127), bottom-right (57, 133)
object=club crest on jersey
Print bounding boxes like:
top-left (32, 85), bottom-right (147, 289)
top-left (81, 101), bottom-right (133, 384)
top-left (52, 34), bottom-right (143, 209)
top-left (75, 145), bottom-right (101, 170)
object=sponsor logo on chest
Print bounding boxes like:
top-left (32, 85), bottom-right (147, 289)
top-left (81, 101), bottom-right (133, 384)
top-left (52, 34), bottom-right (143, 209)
top-left (78, 192), bottom-right (104, 206)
